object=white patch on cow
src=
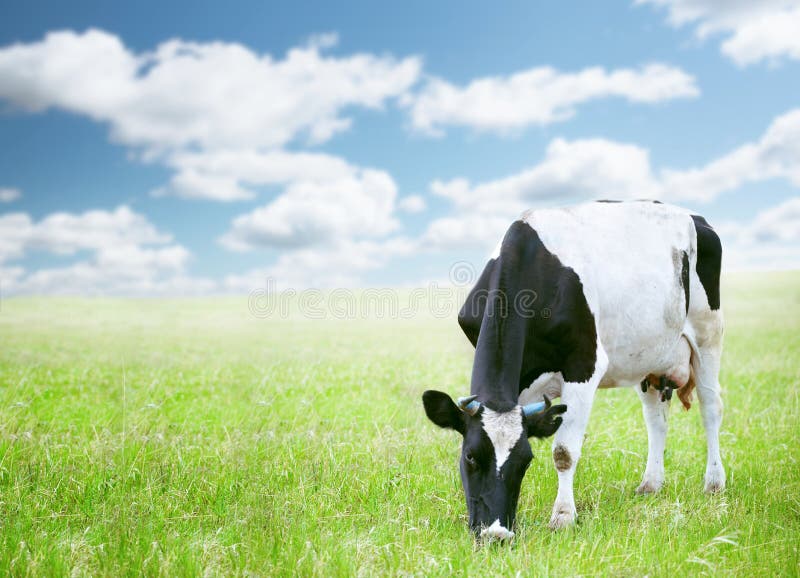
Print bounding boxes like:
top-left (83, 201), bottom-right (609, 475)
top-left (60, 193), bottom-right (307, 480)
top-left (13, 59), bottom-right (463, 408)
top-left (481, 406), bottom-right (524, 473)
top-left (519, 372), bottom-right (562, 405)
top-left (480, 519), bottom-right (515, 541)
top-left (521, 201), bottom-right (703, 385)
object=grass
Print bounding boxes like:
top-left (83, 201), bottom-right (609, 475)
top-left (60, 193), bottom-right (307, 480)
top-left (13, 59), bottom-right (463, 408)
top-left (0, 272), bottom-right (798, 576)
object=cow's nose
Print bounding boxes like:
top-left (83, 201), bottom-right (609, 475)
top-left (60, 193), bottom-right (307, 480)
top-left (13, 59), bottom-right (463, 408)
top-left (480, 519), bottom-right (515, 541)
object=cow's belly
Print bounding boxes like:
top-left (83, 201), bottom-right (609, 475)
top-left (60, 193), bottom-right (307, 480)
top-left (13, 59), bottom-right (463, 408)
top-left (601, 330), bottom-right (691, 387)
top-left (591, 286), bottom-right (688, 386)
top-left (557, 258), bottom-right (691, 387)
top-left (520, 332), bottom-right (692, 401)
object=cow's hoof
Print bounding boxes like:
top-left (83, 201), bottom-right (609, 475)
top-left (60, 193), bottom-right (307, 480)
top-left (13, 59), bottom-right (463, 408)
top-left (635, 479), bottom-right (663, 495)
top-left (548, 504), bottom-right (576, 530)
top-left (704, 466), bottom-right (726, 493)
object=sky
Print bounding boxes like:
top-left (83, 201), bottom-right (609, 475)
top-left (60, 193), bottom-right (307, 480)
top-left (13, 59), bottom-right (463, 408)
top-left (1, 0), bottom-right (799, 295)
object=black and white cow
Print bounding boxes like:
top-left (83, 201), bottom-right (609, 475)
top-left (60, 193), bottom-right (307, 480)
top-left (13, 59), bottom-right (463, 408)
top-left (423, 200), bottom-right (725, 539)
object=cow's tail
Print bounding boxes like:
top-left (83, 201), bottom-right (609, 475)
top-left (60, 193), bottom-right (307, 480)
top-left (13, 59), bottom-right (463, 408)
top-left (678, 327), bottom-right (701, 411)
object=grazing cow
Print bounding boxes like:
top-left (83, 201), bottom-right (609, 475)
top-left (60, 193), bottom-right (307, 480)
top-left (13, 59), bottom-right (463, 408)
top-left (423, 200), bottom-right (724, 539)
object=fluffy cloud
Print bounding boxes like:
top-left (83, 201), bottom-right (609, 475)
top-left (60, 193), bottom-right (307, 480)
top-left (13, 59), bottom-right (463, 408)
top-left (638, 0), bottom-right (800, 66)
top-left (421, 214), bottom-right (512, 252)
top-left (0, 188), bottom-right (21, 202)
top-left (717, 197), bottom-right (800, 270)
top-left (407, 64), bottom-right (698, 135)
top-left (719, 197), bottom-right (800, 245)
top-left (208, 153), bottom-right (420, 287)
top-left (0, 29), bottom-right (421, 152)
top-left (155, 148), bottom-right (360, 201)
top-left (749, 197), bottom-right (800, 243)
top-left (0, 30), bottom-right (428, 288)
top-left (431, 138), bottom-right (658, 212)
top-left (0, 206), bottom-right (169, 263)
top-left (224, 237), bottom-right (416, 290)
top-left (0, 213), bottom-right (32, 263)
top-left (219, 168), bottom-right (400, 250)
top-left (0, 205), bottom-right (209, 295)
top-left (661, 108), bottom-right (800, 201)
top-left (154, 170), bottom-right (256, 202)
top-left (419, 138), bottom-right (658, 252)
top-left (422, 108), bottom-right (800, 252)
top-left (11, 260), bottom-right (214, 296)
top-left (398, 194), bottom-right (427, 213)
top-left (32, 206), bottom-right (169, 253)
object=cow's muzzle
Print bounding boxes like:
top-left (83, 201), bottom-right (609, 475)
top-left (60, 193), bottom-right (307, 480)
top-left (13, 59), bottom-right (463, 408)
top-left (480, 519), bottom-right (516, 541)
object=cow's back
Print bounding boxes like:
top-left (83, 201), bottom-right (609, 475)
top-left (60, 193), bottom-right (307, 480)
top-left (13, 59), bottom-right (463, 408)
top-left (521, 201), bottom-right (702, 384)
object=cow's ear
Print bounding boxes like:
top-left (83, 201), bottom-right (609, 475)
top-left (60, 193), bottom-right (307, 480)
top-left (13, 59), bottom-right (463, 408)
top-left (525, 396), bottom-right (567, 438)
top-left (422, 390), bottom-right (466, 435)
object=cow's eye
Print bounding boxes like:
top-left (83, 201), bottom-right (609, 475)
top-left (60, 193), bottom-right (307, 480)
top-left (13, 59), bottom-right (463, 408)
top-left (465, 453), bottom-right (477, 468)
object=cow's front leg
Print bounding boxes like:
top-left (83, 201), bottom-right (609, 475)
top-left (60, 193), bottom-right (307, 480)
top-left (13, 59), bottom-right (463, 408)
top-left (636, 384), bottom-right (670, 494)
top-left (549, 355), bottom-right (607, 530)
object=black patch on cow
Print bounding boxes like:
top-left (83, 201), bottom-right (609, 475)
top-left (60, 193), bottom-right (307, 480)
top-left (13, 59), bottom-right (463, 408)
top-left (595, 199), bottom-right (621, 203)
top-left (681, 250), bottom-right (690, 314)
top-left (691, 215), bottom-right (722, 310)
top-left (460, 221), bottom-right (598, 406)
top-left (458, 258), bottom-right (495, 347)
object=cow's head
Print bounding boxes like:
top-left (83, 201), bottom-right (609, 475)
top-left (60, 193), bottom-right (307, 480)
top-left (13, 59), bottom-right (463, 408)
top-left (422, 390), bottom-right (566, 540)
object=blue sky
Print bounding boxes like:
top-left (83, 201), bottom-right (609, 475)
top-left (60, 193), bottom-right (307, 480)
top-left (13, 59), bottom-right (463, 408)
top-left (1, 0), bottom-right (799, 294)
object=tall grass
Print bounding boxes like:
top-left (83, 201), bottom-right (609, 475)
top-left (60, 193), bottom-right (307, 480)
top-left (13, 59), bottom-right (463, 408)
top-left (0, 272), bottom-right (798, 575)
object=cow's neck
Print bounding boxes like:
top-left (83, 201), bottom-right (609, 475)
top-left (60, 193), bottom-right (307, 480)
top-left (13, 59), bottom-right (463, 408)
top-left (469, 263), bottom-right (529, 411)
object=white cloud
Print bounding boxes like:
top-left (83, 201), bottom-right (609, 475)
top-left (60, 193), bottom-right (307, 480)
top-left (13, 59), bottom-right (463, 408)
top-left (398, 194), bottom-right (427, 213)
top-left (0, 188), bottom-right (21, 202)
top-left (638, 0), bottom-right (800, 66)
top-left (420, 138), bottom-right (659, 251)
top-left (0, 213), bottom-right (32, 263)
top-left (11, 262), bottom-right (216, 296)
top-left (0, 265), bottom-right (24, 288)
top-left (0, 30), bottom-right (429, 288)
top-left (431, 138), bottom-right (658, 212)
top-left (717, 197), bottom-right (800, 270)
top-left (421, 108), bottom-right (800, 253)
top-left (407, 64), bottom-right (698, 135)
top-left (194, 149), bottom-right (421, 287)
top-left (749, 197), bottom-right (800, 243)
top-left (0, 205), bottom-right (211, 295)
top-left (224, 237), bottom-right (416, 290)
top-left (421, 214), bottom-right (512, 252)
top-left (720, 196), bottom-right (800, 245)
top-left (167, 149), bottom-right (356, 185)
top-left (153, 170), bottom-right (256, 201)
top-left (30, 205), bottom-right (171, 254)
top-left (0, 29), bottom-right (421, 152)
top-left (219, 169), bottom-right (400, 250)
top-left (661, 108), bottom-right (800, 201)
top-left (155, 148), bottom-right (359, 201)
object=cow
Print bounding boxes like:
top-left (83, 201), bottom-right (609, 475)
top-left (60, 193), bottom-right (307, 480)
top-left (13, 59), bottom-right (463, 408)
top-left (422, 200), bottom-right (725, 540)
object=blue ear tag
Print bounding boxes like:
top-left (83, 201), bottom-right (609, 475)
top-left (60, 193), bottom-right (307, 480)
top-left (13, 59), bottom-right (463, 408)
top-left (456, 396), bottom-right (481, 415)
top-left (521, 401), bottom-right (546, 416)
top-left (463, 400), bottom-right (480, 414)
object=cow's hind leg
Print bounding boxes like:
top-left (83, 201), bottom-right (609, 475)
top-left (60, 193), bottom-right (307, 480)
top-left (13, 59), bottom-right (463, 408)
top-left (550, 351), bottom-right (609, 529)
top-left (636, 385), bottom-right (670, 494)
top-left (692, 337), bottom-right (726, 493)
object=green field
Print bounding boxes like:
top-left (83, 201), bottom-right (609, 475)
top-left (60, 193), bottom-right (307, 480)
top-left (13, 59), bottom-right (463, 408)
top-left (1, 272), bottom-right (798, 576)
